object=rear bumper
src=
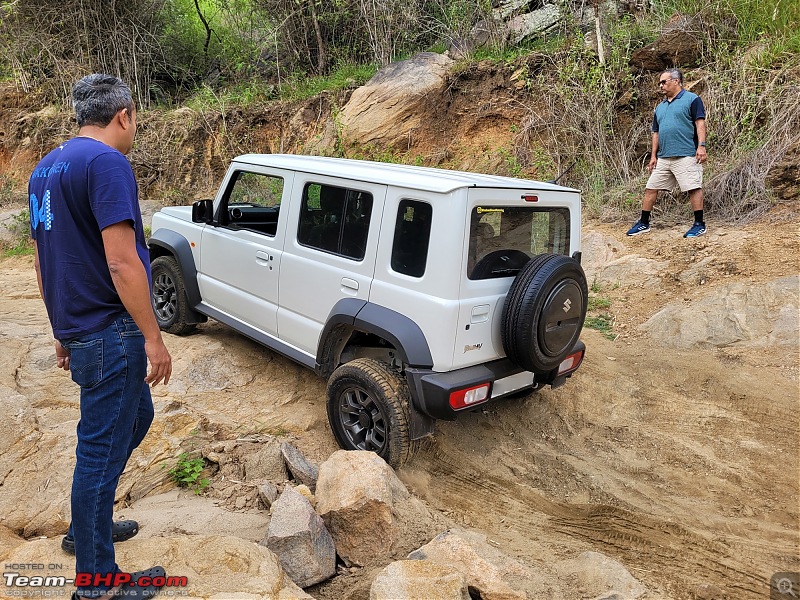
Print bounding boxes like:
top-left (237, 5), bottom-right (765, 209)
top-left (406, 340), bottom-right (585, 421)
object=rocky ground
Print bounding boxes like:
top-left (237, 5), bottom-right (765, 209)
top-left (0, 211), bottom-right (797, 599)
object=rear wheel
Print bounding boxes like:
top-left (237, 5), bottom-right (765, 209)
top-left (150, 256), bottom-right (195, 335)
top-left (326, 358), bottom-right (419, 469)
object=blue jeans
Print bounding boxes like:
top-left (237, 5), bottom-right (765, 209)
top-left (60, 313), bottom-right (154, 597)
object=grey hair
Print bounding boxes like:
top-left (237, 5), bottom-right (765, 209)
top-left (664, 68), bottom-right (684, 84)
top-left (72, 74), bottom-right (134, 127)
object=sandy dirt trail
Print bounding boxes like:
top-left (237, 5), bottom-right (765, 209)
top-left (1, 217), bottom-right (797, 599)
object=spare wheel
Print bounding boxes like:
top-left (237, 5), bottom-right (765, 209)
top-left (501, 253), bottom-right (588, 373)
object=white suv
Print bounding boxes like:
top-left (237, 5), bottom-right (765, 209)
top-left (149, 154), bottom-right (588, 467)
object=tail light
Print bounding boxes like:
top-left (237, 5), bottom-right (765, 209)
top-left (557, 349), bottom-right (585, 375)
top-left (449, 383), bottom-right (491, 410)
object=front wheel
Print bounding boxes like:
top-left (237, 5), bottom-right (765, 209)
top-left (326, 358), bottom-right (419, 469)
top-left (150, 256), bottom-right (195, 335)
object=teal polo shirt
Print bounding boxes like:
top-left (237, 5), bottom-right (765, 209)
top-left (652, 89), bottom-right (706, 158)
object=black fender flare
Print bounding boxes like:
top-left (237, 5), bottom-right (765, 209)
top-left (148, 229), bottom-right (202, 308)
top-left (316, 299), bottom-right (434, 376)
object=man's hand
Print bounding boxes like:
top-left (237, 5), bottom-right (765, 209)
top-left (696, 146), bottom-right (707, 164)
top-left (144, 338), bottom-right (172, 386)
top-left (55, 340), bottom-right (70, 371)
top-left (648, 156), bottom-right (658, 172)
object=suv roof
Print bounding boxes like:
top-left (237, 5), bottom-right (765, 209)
top-left (234, 154), bottom-right (579, 195)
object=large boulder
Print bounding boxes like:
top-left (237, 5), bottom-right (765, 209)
top-left (641, 276), bottom-right (799, 348)
top-left (315, 450), bottom-right (444, 567)
top-left (338, 53), bottom-right (454, 149)
top-left (581, 231), bottom-right (625, 283)
top-left (370, 560), bottom-right (470, 600)
top-left (554, 551), bottom-right (647, 599)
top-left (0, 384), bottom-right (73, 537)
top-left (3, 535), bottom-right (313, 599)
top-left (504, 5), bottom-right (561, 44)
top-left (261, 486), bottom-right (336, 588)
top-left (408, 530), bottom-right (527, 600)
top-left (630, 14), bottom-right (704, 70)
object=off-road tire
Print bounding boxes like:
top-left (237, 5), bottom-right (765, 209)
top-left (150, 256), bottom-right (195, 336)
top-left (326, 358), bottom-right (419, 469)
top-left (501, 254), bottom-right (587, 373)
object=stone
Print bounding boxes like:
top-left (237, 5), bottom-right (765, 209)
top-left (641, 276), bottom-right (800, 349)
top-left (0, 384), bottom-right (72, 537)
top-left (339, 53), bottom-right (454, 149)
top-left (408, 530), bottom-right (527, 600)
top-left (595, 255), bottom-right (668, 289)
top-left (315, 450), bottom-right (442, 567)
top-left (244, 438), bottom-right (287, 482)
top-left (4, 535), bottom-right (313, 599)
top-left (554, 551), bottom-right (647, 599)
top-left (505, 5), bottom-right (561, 44)
top-left (629, 14), bottom-right (704, 70)
top-left (261, 486), bottom-right (336, 588)
top-left (258, 480), bottom-right (279, 508)
top-left (370, 560), bottom-right (470, 600)
top-left (280, 442), bottom-right (318, 492)
top-left (581, 231), bottom-right (625, 283)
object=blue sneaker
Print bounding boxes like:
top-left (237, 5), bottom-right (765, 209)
top-left (683, 222), bottom-right (707, 238)
top-left (626, 220), bottom-right (650, 236)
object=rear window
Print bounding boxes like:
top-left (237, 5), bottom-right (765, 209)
top-left (468, 206), bottom-right (570, 280)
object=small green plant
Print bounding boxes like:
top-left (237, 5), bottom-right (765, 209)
top-left (1, 209), bottom-right (34, 257)
top-left (168, 453), bottom-right (209, 494)
top-left (585, 314), bottom-right (616, 340)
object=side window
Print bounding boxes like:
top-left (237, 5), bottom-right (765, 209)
top-left (391, 200), bottom-right (432, 277)
top-left (223, 171), bottom-right (284, 237)
top-left (298, 183), bottom-right (373, 260)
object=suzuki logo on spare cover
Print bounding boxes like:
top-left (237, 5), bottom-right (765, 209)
top-left (563, 299), bottom-right (572, 312)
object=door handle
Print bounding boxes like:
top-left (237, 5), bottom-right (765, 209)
top-left (256, 251), bottom-right (271, 268)
top-left (341, 278), bottom-right (359, 291)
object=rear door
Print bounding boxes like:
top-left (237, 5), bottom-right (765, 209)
top-left (452, 187), bottom-right (576, 370)
top-left (277, 175), bottom-right (387, 355)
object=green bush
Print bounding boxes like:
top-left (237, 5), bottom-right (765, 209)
top-left (168, 453), bottom-right (209, 494)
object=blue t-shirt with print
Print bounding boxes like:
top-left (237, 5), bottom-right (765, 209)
top-left (29, 136), bottom-right (150, 340)
top-left (652, 89), bottom-right (706, 158)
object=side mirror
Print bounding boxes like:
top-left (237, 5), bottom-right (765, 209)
top-left (192, 199), bottom-right (214, 223)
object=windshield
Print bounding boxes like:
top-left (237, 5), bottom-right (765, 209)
top-left (468, 206), bottom-right (570, 280)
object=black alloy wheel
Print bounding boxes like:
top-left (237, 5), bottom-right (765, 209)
top-left (326, 358), bottom-right (419, 469)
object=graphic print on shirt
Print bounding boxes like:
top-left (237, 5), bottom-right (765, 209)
top-left (29, 189), bottom-right (53, 231)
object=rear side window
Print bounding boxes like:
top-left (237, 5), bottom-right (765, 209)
top-left (298, 183), bottom-right (373, 260)
top-left (391, 200), bottom-right (432, 277)
top-left (468, 206), bottom-right (570, 280)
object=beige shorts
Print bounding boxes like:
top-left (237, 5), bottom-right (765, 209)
top-left (646, 156), bottom-right (703, 192)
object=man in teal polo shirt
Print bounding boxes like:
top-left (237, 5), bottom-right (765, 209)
top-left (627, 68), bottom-right (708, 238)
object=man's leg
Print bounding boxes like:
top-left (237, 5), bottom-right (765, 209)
top-left (643, 188), bottom-right (658, 212)
top-left (65, 314), bottom-right (149, 597)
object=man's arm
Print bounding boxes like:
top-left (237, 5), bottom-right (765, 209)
top-left (33, 240), bottom-right (69, 371)
top-left (101, 221), bottom-right (172, 386)
top-left (695, 118), bottom-right (707, 163)
top-left (649, 132), bottom-right (659, 171)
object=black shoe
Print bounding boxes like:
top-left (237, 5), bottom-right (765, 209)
top-left (70, 565), bottom-right (166, 599)
top-left (61, 520), bottom-right (140, 555)
top-left (130, 566), bottom-right (167, 599)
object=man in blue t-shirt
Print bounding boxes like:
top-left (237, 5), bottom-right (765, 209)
top-left (30, 74), bottom-right (172, 599)
top-left (626, 68), bottom-right (708, 238)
